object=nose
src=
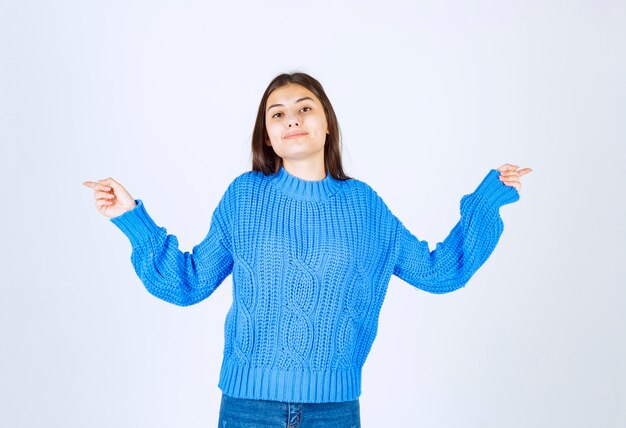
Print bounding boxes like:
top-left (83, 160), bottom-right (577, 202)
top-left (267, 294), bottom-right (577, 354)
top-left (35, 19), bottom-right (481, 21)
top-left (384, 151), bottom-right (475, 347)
top-left (287, 112), bottom-right (300, 127)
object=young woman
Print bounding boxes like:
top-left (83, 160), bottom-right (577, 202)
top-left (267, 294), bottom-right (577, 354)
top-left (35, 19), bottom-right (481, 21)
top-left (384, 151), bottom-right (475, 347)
top-left (83, 72), bottom-right (532, 427)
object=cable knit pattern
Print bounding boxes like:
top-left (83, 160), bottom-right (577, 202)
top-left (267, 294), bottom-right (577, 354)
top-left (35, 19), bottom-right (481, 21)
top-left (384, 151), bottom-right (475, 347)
top-left (110, 167), bottom-right (519, 403)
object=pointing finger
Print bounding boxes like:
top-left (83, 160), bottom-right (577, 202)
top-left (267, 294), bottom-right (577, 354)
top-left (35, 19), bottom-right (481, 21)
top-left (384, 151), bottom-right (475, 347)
top-left (517, 168), bottom-right (533, 176)
top-left (83, 181), bottom-right (111, 192)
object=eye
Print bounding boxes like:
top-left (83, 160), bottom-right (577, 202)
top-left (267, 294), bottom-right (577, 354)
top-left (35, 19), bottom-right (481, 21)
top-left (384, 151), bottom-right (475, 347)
top-left (300, 106), bottom-right (312, 113)
top-left (271, 112), bottom-right (283, 118)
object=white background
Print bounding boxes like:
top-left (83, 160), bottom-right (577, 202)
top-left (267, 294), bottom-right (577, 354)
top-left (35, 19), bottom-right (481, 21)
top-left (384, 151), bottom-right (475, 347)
top-left (1, 1), bottom-right (625, 427)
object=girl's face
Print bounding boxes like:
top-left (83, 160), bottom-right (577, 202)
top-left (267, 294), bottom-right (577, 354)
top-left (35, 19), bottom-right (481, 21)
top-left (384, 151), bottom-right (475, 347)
top-left (265, 83), bottom-right (329, 166)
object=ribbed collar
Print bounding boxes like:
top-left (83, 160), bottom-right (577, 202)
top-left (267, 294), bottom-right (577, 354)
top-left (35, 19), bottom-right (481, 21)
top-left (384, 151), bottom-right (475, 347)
top-left (271, 166), bottom-right (343, 202)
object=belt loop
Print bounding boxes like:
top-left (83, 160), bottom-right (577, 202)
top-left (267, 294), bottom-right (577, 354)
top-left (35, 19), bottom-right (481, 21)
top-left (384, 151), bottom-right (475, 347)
top-left (287, 402), bottom-right (302, 427)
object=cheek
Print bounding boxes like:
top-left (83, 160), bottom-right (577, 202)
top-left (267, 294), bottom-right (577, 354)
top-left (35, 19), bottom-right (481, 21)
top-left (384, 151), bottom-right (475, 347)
top-left (313, 116), bottom-right (328, 138)
top-left (265, 123), bottom-right (279, 144)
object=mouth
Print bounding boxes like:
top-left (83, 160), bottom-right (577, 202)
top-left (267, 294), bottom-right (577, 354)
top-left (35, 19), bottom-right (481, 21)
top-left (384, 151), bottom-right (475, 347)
top-left (284, 132), bottom-right (308, 139)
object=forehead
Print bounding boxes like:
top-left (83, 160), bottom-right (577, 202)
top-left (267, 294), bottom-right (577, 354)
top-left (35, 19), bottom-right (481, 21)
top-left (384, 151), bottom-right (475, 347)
top-left (267, 83), bottom-right (320, 106)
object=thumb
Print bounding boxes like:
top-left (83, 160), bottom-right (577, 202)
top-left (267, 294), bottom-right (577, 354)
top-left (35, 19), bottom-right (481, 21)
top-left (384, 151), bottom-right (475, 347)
top-left (98, 177), bottom-right (118, 187)
top-left (97, 177), bottom-right (135, 204)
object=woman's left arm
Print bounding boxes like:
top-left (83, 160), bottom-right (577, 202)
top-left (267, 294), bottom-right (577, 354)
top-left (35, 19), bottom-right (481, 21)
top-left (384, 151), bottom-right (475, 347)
top-left (392, 164), bottom-right (532, 294)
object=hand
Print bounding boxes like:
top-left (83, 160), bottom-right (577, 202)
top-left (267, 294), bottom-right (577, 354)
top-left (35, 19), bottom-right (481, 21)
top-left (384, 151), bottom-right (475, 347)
top-left (82, 177), bottom-right (137, 218)
top-left (496, 164), bottom-right (533, 193)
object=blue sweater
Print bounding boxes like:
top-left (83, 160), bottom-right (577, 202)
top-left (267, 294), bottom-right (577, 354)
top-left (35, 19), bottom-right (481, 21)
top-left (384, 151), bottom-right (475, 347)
top-left (110, 166), bottom-right (519, 403)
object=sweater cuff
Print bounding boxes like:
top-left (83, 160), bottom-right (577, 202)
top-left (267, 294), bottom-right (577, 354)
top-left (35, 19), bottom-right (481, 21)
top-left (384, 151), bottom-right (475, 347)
top-left (472, 169), bottom-right (520, 208)
top-left (110, 199), bottom-right (161, 247)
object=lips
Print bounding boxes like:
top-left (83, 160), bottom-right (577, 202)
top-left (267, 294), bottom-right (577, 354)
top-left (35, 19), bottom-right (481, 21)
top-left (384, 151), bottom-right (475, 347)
top-left (284, 131), bottom-right (308, 139)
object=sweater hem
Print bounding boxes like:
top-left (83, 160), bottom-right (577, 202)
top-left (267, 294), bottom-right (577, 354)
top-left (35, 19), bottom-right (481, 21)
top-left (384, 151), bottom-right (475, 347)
top-left (217, 359), bottom-right (362, 403)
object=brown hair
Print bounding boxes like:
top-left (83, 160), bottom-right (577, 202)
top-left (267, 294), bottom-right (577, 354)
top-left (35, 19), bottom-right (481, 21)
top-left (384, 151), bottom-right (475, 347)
top-left (251, 72), bottom-right (352, 180)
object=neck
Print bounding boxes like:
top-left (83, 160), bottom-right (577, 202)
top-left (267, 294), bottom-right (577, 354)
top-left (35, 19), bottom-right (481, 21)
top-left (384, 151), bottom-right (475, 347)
top-left (271, 163), bottom-right (343, 202)
top-left (282, 158), bottom-right (326, 181)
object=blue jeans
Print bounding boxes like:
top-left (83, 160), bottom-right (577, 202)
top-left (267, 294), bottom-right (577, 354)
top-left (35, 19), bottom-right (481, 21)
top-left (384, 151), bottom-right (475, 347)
top-left (217, 393), bottom-right (361, 428)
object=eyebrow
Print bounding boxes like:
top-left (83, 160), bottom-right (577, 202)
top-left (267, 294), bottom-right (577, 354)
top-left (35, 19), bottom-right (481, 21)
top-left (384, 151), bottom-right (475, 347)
top-left (267, 97), bottom-right (314, 111)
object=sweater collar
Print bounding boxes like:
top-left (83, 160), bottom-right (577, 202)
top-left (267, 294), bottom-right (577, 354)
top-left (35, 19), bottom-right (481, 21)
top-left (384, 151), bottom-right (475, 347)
top-left (271, 166), bottom-right (343, 202)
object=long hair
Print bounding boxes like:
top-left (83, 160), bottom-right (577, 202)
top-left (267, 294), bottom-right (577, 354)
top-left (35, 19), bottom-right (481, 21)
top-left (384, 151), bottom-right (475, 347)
top-left (251, 72), bottom-right (351, 180)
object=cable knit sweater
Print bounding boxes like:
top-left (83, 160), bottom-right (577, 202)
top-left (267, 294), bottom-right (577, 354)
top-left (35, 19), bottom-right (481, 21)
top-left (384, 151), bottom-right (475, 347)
top-left (110, 166), bottom-right (519, 403)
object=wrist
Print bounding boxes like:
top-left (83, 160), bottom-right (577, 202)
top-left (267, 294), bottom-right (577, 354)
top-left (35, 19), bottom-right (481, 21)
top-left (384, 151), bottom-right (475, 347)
top-left (110, 199), bottom-right (161, 246)
top-left (472, 169), bottom-right (520, 208)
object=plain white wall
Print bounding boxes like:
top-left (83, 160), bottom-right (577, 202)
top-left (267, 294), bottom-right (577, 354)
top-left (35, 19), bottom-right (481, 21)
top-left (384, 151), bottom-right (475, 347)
top-left (1, 0), bottom-right (624, 427)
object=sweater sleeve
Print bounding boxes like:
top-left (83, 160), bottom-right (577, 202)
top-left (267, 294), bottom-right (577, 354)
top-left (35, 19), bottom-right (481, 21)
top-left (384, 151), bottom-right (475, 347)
top-left (109, 181), bottom-right (236, 306)
top-left (392, 169), bottom-right (519, 294)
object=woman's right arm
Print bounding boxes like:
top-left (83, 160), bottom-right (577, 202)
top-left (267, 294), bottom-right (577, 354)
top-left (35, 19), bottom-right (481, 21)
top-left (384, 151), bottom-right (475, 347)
top-left (83, 177), bottom-right (236, 306)
top-left (109, 198), bottom-right (234, 306)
